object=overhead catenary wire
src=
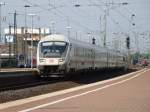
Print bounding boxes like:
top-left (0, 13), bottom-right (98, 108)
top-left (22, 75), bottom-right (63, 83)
top-left (20, 0), bottom-right (123, 39)
top-left (22, 0), bottom-right (99, 34)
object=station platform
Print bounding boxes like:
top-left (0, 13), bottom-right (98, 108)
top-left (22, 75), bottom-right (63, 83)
top-left (0, 68), bottom-right (38, 77)
top-left (0, 68), bottom-right (149, 112)
top-left (0, 68), bottom-right (37, 73)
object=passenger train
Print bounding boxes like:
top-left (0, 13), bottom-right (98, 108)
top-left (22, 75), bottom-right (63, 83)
top-left (37, 34), bottom-right (128, 76)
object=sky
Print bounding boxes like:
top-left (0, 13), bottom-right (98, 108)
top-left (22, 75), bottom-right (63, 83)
top-left (1, 0), bottom-right (150, 53)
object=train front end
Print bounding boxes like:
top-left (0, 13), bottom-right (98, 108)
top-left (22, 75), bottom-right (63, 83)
top-left (37, 35), bottom-right (70, 76)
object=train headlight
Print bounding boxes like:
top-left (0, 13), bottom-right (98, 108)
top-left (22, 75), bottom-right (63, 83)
top-left (59, 58), bottom-right (65, 62)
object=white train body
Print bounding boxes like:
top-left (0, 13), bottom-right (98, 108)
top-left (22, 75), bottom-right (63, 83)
top-left (37, 34), bottom-right (127, 76)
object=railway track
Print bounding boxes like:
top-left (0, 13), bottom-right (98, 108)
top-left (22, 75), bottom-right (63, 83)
top-left (0, 69), bottom-right (135, 92)
top-left (0, 69), bottom-right (137, 103)
top-left (0, 80), bottom-right (49, 92)
top-left (0, 75), bottom-right (63, 92)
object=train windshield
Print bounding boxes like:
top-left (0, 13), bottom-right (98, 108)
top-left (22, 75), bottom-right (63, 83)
top-left (40, 41), bottom-right (68, 58)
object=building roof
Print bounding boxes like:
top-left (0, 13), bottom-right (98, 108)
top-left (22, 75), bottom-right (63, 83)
top-left (4, 27), bottom-right (51, 35)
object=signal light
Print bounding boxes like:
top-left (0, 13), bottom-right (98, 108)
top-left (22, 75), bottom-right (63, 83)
top-left (126, 37), bottom-right (130, 49)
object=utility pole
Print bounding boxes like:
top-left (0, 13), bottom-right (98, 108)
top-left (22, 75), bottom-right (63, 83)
top-left (31, 14), bottom-right (33, 68)
top-left (8, 11), bottom-right (20, 66)
top-left (100, 15), bottom-right (103, 46)
top-left (13, 11), bottom-right (18, 65)
top-left (28, 14), bottom-right (36, 68)
top-left (0, 2), bottom-right (5, 70)
top-left (24, 5), bottom-right (31, 67)
top-left (0, 2), bottom-right (5, 42)
top-left (103, 9), bottom-right (107, 47)
top-left (9, 25), bottom-right (12, 63)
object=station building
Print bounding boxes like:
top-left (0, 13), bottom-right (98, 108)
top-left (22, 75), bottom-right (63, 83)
top-left (0, 27), bottom-right (51, 67)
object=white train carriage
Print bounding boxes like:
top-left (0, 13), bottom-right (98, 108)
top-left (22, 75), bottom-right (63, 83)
top-left (37, 34), bottom-right (127, 76)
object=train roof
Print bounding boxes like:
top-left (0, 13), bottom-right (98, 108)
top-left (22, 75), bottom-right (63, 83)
top-left (38, 34), bottom-right (126, 56)
top-left (39, 34), bottom-right (69, 43)
top-left (39, 34), bottom-right (96, 49)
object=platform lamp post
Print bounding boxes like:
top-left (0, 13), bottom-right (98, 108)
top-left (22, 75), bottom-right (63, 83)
top-left (28, 13), bottom-right (36, 68)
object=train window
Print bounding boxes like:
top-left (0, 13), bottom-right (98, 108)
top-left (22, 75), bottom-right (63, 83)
top-left (40, 41), bottom-right (68, 58)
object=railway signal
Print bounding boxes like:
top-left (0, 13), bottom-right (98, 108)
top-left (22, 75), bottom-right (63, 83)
top-left (92, 37), bottom-right (96, 45)
top-left (126, 36), bottom-right (130, 49)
